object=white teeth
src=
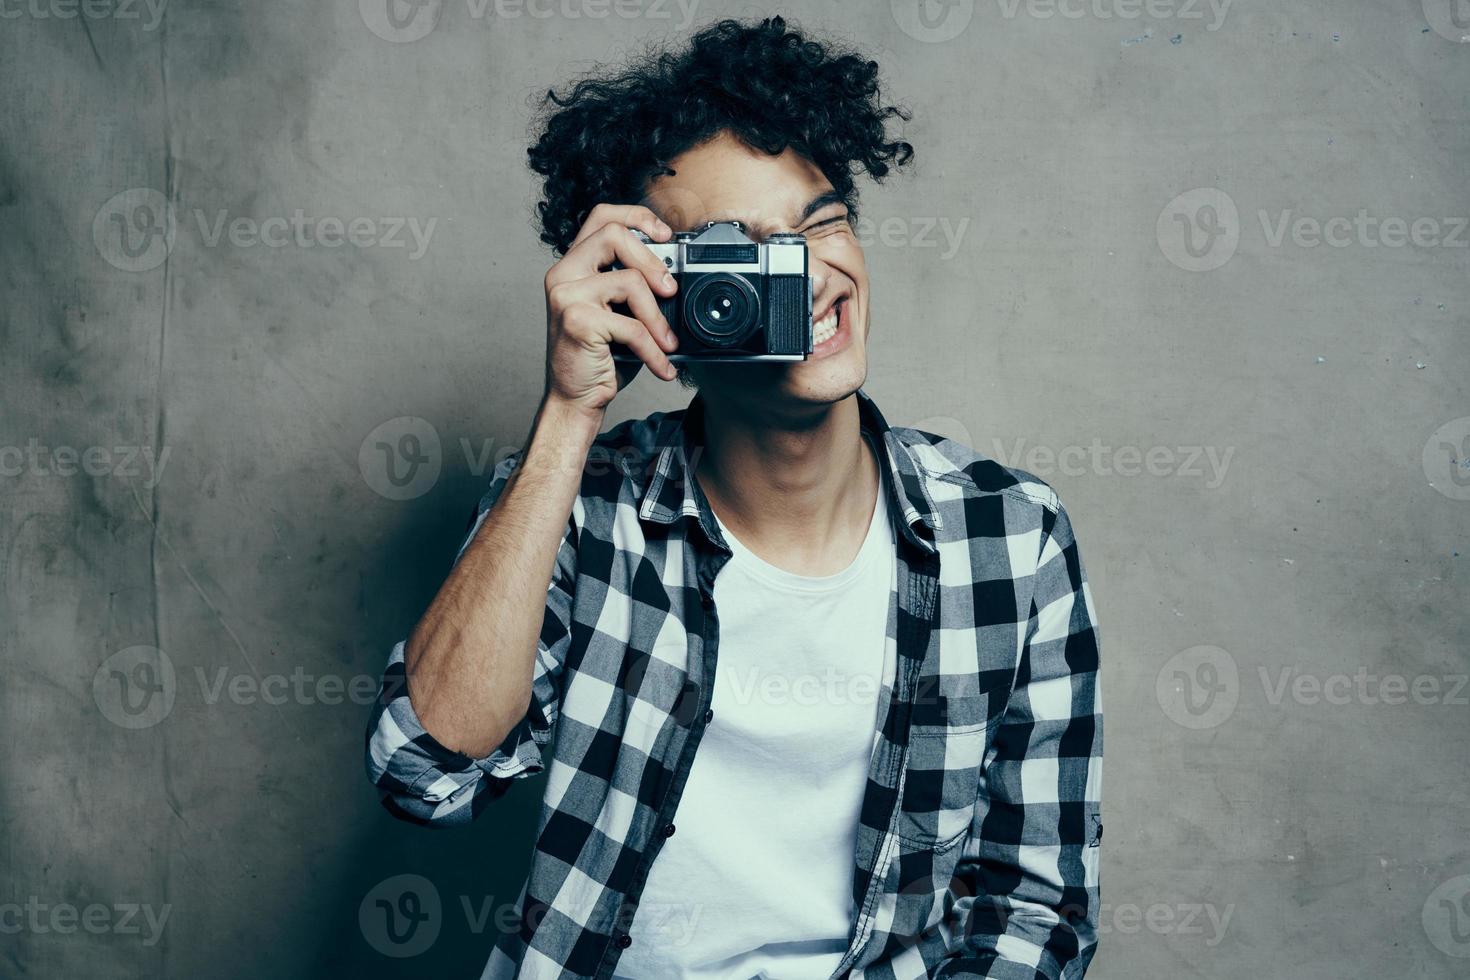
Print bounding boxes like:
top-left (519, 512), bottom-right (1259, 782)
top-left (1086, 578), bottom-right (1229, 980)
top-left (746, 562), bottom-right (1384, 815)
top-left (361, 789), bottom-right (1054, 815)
top-left (812, 308), bottom-right (839, 345)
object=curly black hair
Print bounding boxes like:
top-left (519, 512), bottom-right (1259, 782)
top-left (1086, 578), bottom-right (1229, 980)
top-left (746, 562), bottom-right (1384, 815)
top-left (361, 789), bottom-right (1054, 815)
top-left (526, 16), bottom-right (914, 255)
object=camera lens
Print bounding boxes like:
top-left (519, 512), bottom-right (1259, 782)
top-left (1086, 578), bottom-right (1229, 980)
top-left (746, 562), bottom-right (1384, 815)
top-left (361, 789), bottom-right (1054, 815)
top-left (684, 274), bottom-right (760, 348)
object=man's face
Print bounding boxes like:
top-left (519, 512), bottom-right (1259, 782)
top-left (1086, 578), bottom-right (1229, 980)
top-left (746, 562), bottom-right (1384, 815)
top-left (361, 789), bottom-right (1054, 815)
top-left (642, 131), bottom-right (871, 413)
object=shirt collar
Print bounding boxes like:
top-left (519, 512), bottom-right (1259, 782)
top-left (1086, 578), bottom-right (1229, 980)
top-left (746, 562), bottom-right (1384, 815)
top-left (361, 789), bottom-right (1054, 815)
top-left (633, 389), bottom-right (941, 555)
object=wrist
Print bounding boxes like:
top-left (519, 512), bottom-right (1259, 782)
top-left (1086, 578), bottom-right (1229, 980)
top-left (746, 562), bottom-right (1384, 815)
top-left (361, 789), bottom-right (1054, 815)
top-left (522, 395), bottom-right (603, 485)
top-left (537, 392), bottom-right (606, 437)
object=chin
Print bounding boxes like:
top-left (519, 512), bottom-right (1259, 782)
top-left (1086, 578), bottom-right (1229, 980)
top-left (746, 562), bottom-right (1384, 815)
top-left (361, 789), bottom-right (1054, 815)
top-left (689, 304), bottom-right (870, 410)
top-left (780, 351), bottom-right (867, 405)
top-left (779, 303), bottom-right (869, 405)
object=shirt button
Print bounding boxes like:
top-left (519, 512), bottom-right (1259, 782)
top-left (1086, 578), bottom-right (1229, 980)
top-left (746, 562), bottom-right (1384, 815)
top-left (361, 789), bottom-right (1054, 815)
top-left (661, 822), bottom-right (676, 838)
top-left (615, 933), bottom-right (632, 949)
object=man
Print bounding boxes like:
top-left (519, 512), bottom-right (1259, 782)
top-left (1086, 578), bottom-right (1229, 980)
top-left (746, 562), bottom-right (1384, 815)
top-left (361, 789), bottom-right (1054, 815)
top-left (366, 16), bottom-right (1102, 980)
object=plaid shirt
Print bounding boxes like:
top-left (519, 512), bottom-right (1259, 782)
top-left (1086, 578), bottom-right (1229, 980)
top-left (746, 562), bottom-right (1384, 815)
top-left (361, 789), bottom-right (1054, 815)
top-left (366, 390), bottom-right (1103, 980)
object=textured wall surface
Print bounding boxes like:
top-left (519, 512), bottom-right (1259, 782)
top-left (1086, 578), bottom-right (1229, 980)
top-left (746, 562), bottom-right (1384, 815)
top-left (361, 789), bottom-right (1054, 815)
top-left (2, 1), bottom-right (1467, 976)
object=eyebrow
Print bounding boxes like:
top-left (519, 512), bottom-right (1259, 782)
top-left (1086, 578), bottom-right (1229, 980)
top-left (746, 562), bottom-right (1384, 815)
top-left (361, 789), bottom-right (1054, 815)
top-left (721, 190), bottom-right (848, 236)
top-left (794, 190), bottom-right (848, 227)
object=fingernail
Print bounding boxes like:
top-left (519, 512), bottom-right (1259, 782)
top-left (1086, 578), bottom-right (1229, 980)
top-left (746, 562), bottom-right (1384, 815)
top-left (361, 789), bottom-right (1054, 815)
top-left (662, 272), bottom-right (676, 290)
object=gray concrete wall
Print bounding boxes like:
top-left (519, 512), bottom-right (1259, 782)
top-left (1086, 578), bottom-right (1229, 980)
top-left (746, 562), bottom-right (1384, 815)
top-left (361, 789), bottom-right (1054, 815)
top-left (2, 1), bottom-right (1466, 976)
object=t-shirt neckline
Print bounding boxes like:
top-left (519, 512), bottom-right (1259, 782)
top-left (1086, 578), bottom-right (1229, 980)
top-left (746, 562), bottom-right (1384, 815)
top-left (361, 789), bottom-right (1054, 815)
top-left (713, 443), bottom-right (893, 593)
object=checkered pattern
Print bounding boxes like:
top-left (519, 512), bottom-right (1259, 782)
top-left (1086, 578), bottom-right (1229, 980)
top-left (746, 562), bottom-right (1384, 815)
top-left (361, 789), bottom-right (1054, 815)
top-left (365, 391), bottom-right (1103, 979)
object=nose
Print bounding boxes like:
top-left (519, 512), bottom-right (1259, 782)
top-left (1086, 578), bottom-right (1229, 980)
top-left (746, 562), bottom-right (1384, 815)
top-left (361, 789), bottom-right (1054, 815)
top-left (807, 256), bottom-right (832, 305)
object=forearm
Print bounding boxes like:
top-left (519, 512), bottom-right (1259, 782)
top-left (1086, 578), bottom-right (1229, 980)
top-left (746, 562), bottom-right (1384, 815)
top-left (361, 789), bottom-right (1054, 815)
top-left (404, 395), bottom-right (599, 757)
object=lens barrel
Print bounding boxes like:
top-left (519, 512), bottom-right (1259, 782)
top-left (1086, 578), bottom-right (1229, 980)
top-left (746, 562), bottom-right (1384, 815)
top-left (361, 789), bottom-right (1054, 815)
top-left (682, 274), bottom-right (760, 348)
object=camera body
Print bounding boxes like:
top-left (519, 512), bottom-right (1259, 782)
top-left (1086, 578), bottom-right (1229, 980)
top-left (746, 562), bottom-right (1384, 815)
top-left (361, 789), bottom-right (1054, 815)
top-left (618, 221), bottom-right (812, 362)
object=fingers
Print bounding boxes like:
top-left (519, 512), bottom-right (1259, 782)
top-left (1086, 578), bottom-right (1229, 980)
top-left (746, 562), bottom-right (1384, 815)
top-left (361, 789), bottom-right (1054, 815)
top-left (541, 203), bottom-right (683, 393)
top-left (548, 267), bottom-right (679, 352)
top-left (602, 269), bottom-right (679, 353)
top-left (551, 223), bottom-right (679, 303)
top-left (561, 303), bottom-right (677, 382)
top-left (570, 204), bottom-right (671, 249)
top-left (606, 312), bottom-right (678, 382)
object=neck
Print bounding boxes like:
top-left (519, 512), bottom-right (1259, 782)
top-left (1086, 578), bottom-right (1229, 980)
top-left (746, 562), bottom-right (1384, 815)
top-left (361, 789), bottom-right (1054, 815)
top-left (695, 392), bottom-right (879, 575)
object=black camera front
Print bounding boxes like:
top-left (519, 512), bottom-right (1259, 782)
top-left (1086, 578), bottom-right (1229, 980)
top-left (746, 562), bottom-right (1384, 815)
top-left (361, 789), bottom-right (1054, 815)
top-left (613, 221), bottom-right (812, 363)
top-left (682, 274), bottom-right (762, 350)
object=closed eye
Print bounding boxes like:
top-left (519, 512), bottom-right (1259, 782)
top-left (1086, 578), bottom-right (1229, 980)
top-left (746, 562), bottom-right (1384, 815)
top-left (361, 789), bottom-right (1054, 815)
top-left (799, 211), bottom-right (850, 235)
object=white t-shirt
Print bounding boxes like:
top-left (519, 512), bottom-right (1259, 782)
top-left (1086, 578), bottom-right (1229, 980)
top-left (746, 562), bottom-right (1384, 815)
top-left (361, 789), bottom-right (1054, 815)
top-left (616, 484), bottom-right (898, 980)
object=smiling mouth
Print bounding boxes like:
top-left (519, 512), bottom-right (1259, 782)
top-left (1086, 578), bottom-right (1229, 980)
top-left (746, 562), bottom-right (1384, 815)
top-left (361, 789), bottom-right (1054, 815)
top-left (811, 297), bottom-right (847, 347)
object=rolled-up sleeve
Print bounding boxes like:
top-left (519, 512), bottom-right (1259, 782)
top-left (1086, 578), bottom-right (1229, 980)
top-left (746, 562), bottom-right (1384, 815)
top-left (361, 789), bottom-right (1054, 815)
top-left (936, 498), bottom-right (1104, 978)
top-left (364, 453), bottom-right (578, 827)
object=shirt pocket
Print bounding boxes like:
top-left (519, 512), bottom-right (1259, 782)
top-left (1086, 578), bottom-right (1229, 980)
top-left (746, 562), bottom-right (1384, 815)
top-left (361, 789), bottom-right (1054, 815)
top-left (896, 692), bottom-right (989, 850)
